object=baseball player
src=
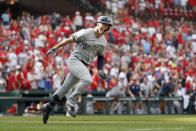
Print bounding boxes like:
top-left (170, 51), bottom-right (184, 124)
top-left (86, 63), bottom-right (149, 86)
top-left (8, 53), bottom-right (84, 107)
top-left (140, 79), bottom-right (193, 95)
top-left (42, 16), bottom-right (113, 124)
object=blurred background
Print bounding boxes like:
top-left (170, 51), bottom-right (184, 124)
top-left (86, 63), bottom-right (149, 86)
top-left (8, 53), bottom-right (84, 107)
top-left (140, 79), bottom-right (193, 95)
top-left (0, 0), bottom-right (196, 116)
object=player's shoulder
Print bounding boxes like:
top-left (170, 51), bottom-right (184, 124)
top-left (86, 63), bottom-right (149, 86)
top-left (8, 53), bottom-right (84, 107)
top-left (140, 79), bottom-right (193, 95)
top-left (78, 28), bottom-right (93, 34)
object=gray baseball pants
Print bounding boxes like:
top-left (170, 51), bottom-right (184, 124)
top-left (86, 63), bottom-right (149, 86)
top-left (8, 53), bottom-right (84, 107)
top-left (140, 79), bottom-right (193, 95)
top-left (54, 57), bottom-right (92, 107)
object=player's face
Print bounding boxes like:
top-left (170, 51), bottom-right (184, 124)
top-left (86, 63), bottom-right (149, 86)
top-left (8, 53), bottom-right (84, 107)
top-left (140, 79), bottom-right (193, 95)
top-left (97, 23), bottom-right (109, 34)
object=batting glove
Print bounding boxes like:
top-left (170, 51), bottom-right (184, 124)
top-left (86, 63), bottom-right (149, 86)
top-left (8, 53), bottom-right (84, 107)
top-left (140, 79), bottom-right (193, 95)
top-left (46, 48), bottom-right (56, 57)
top-left (99, 70), bottom-right (107, 79)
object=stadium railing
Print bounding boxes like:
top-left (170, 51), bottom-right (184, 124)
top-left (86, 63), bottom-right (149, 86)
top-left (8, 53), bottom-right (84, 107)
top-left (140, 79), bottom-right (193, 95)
top-left (82, 96), bottom-right (183, 115)
top-left (0, 90), bottom-right (187, 115)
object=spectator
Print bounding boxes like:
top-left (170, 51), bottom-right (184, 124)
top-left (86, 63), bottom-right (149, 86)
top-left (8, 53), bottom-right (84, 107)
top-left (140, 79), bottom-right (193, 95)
top-left (36, 67), bottom-right (45, 90)
top-left (160, 77), bottom-right (177, 114)
top-left (43, 72), bottom-right (52, 90)
top-left (7, 68), bottom-right (17, 91)
top-left (140, 76), bottom-right (153, 114)
top-left (27, 69), bottom-right (37, 90)
top-left (180, 0), bottom-right (188, 9)
top-left (6, 104), bottom-right (17, 114)
top-left (111, 0), bottom-right (118, 14)
top-left (106, 81), bottom-right (126, 115)
top-left (24, 102), bottom-right (42, 116)
top-left (7, 48), bottom-right (17, 70)
top-left (141, 38), bottom-right (151, 55)
top-left (73, 11), bottom-right (83, 31)
top-left (173, 82), bottom-right (185, 114)
top-left (86, 93), bottom-right (94, 115)
top-left (0, 47), bottom-right (8, 65)
top-left (160, 77), bottom-right (176, 97)
top-left (17, 49), bottom-right (29, 65)
top-left (0, 63), bottom-right (7, 92)
top-left (34, 59), bottom-right (44, 75)
top-left (108, 75), bottom-right (117, 90)
top-left (150, 88), bottom-right (161, 114)
top-left (84, 12), bottom-right (95, 28)
top-left (50, 12), bottom-right (60, 30)
top-left (128, 77), bottom-right (143, 114)
top-left (110, 65), bottom-right (120, 78)
top-left (166, 43), bottom-right (176, 58)
top-left (53, 67), bottom-right (64, 91)
top-left (1, 9), bottom-right (10, 29)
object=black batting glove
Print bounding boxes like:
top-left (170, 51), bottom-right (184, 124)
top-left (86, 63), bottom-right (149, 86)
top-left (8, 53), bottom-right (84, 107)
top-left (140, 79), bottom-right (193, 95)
top-left (99, 70), bottom-right (107, 79)
top-left (46, 48), bottom-right (56, 57)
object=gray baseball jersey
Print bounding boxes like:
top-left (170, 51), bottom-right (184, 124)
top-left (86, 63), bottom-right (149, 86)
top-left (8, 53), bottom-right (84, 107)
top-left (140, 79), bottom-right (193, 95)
top-left (71, 28), bottom-right (107, 66)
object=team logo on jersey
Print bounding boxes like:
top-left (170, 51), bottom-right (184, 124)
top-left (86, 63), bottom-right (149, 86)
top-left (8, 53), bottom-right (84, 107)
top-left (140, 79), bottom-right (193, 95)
top-left (80, 42), bottom-right (104, 51)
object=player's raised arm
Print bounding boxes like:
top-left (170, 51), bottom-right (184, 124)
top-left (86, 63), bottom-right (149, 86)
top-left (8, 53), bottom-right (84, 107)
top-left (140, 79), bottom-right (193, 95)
top-left (46, 37), bottom-right (74, 57)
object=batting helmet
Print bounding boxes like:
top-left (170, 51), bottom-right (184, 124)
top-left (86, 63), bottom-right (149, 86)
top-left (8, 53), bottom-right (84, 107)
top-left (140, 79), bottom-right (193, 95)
top-left (96, 16), bottom-right (113, 27)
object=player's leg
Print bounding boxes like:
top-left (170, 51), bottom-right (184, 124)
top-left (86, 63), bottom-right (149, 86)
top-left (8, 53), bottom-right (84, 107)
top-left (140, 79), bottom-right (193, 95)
top-left (42, 73), bottom-right (79, 124)
top-left (66, 58), bottom-right (92, 117)
top-left (53, 73), bottom-right (80, 101)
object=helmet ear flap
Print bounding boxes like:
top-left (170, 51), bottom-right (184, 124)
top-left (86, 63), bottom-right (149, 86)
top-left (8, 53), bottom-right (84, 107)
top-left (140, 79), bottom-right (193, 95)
top-left (105, 25), bottom-right (111, 31)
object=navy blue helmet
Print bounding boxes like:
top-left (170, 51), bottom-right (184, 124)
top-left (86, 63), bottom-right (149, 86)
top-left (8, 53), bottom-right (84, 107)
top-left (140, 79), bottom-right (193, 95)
top-left (96, 16), bottom-right (113, 26)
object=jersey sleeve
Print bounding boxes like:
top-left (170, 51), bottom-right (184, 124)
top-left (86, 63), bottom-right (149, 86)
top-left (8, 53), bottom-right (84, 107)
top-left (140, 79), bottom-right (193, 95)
top-left (72, 29), bottom-right (87, 42)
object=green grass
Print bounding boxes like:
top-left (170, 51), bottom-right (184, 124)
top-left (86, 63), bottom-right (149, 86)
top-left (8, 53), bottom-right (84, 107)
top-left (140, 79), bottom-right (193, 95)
top-left (0, 115), bottom-right (196, 131)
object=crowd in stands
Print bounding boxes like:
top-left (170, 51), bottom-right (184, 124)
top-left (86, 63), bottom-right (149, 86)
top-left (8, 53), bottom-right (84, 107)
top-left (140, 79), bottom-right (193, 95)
top-left (103, 0), bottom-right (196, 20)
top-left (0, 0), bottom-right (196, 114)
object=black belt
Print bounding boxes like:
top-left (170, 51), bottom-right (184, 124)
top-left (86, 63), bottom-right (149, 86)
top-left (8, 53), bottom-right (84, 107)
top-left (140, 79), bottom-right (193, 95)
top-left (74, 56), bottom-right (89, 66)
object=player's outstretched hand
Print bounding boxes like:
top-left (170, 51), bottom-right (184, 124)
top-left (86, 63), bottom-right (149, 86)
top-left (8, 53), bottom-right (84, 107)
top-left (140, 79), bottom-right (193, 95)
top-left (46, 48), bottom-right (56, 57)
top-left (99, 70), bottom-right (107, 79)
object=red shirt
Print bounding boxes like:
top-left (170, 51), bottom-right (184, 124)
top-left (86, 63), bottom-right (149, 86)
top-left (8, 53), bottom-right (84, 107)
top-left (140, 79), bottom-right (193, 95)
top-left (64, 26), bottom-right (72, 36)
top-left (167, 0), bottom-right (174, 5)
top-left (64, 19), bottom-right (72, 26)
top-left (185, 81), bottom-right (191, 91)
top-left (104, 51), bottom-right (112, 64)
top-left (131, 56), bottom-right (138, 63)
top-left (10, 24), bottom-right (19, 32)
top-left (7, 73), bottom-right (17, 91)
top-left (16, 72), bottom-right (23, 83)
top-left (181, 59), bottom-right (190, 68)
top-left (188, 0), bottom-right (196, 6)
top-left (46, 30), bottom-right (54, 38)
top-left (109, 79), bottom-right (117, 90)
top-left (26, 61), bottom-right (34, 72)
top-left (153, 19), bottom-right (159, 29)
top-left (34, 28), bottom-right (41, 36)
top-left (111, 28), bottom-right (120, 41)
top-left (22, 69), bottom-right (28, 79)
top-left (47, 38), bottom-right (56, 49)
top-left (117, 32), bottom-right (126, 45)
top-left (91, 73), bottom-right (99, 90)
top-left (7, 108), bottom-right (16, 114)
top-left (15, 44), bottom-right (24, 55)
top-left (0, 50), bottom-right (7, 64)
top-left (146, 20), bottom-right (152, 27)
top-left (178, 33), bottom-right (183, 44)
